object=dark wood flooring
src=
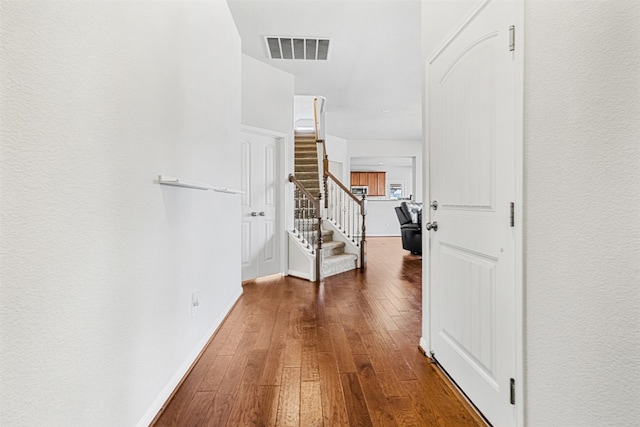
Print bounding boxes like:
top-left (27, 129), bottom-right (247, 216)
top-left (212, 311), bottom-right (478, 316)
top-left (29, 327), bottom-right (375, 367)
top-left (153, 237), bottom-right (484, 426)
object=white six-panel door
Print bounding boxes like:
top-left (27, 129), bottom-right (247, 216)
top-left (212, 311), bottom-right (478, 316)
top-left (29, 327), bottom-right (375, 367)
top-left (427, 0), bottom-right (519, 425)
top-left (241, 131), bottom-right (280, 281)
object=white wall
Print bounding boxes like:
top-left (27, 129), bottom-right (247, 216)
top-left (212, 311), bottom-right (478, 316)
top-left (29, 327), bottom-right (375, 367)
top-left (421, 0), bottom-right (640, 425)
top-left (348, 139), bottom-right (423, 201)
top-left (524, 1), bottom-right (640, 425)
top-left (0, 2), bottom-right (243, 426)
top-left (241, 54), bottom-right (294, 137)
top-left (365, 201), bottom-right (404, 236)
top-left (325, 134), bottom-right (349, 183)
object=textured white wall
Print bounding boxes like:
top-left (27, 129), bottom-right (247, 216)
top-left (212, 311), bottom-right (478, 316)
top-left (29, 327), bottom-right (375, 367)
top-left (524, 1), bottom-right (640, 425)
top-left (325, 134), bottom-right (349, 182)
top-left (0, 1), bottom-right (242, 426)
top-left (241, 54), bottom-right (294, 137)
top-left (364, 201), bottom-right (404, 237)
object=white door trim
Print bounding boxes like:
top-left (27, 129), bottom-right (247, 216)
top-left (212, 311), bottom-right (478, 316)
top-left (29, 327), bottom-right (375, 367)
top-left (420, 0), bottom-right (524, 424)
top-left (241, 124), bottom-right (290, 277)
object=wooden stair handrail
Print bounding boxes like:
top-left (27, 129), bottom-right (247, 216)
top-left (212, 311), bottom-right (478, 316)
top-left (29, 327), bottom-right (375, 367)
top-left (325, 171), bottom-right (365, 207)
top-left (313, 97), bottom-right (320, 142)
top-left (288, 174), bottom-right (321, 208)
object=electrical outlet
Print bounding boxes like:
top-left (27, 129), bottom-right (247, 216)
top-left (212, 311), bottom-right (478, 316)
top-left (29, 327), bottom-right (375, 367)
top-left (191, 292), bottom-right (200, 317)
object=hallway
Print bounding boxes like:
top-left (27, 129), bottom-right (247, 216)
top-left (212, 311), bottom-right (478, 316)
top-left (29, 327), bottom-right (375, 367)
top-left (154, 237), bottom-right (483, 426)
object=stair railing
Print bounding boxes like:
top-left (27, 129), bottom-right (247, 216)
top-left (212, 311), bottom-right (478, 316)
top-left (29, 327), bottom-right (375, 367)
top-left (288, 174), bottom-right (323, 283)
top-left (312, 96), bottom-right (366, 271)
top-left (324, 170), bottom-right (367, 271)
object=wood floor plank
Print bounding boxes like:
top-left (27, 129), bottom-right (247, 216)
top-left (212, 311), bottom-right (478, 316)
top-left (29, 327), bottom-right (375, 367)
top-left (316, 325), bottom-right (333, 353)
top-left (300, 381), bottom-right (323, 427)
top-left (353, 354), bottom-right (398, 426)
top-left (198, 355), bottom-right (233, 392)
top-left (330, 324), bottom-right (357, 373)
top-left (176, 391), bottom-right (215, 427)
top-left (318, 351), bottom-right (350, 426)
top-left (340, 372), bottom-right (374, 427)
top-left (343, 324), bottom-right (367, 355)
top-left (301, 345), bottom-right (319, 381)
top-left (360, 333), bottom-right (406, 398)
top-left (202, 354), bottom-right (248, 427)
top-left (276, 367), bottom-right (301, 426)
top-left (284, 338), bottom-right (302, 367)
top-left (256, 385), bottom-right (281, 427)
top-left (386, 395), bottom-right (424, 427)
top-left (260, 308), bottom-right (290, 386)
top-left (225, 350), bottom-right (270, 426)
top-left (254, 308), bottom-right (278, 350)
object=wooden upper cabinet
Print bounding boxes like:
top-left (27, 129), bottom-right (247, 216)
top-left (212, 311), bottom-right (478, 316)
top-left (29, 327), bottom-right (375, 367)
top-left (367, 173), bottom-right (378, 196)
top-left (350, 172), bottom-right (361, 186)
top-left (377, 172), bottom-right (386, 196)
top-left (351, 171), bottom-right (386, 196)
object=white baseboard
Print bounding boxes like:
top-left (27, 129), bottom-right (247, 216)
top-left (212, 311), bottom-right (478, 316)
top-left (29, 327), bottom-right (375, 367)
top-left (419, 336), bottom-right (430, 356)
top-left (287, 269), bottom-right (312, 281)
top-left (136, 288), bottom-right (243, 427)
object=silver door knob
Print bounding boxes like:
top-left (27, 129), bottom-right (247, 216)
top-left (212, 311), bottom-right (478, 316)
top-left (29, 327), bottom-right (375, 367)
top-left (259, 211), bottom-right (266, 216)
top-left (426, 221), bottom-right (438, 231)
top-left (430, 200), bottom-right (438, 210)
top-left (251, 212), bottom-right (258, 217)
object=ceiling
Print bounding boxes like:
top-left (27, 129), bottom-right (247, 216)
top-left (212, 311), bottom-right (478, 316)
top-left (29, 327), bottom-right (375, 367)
top-left (227, 0), bottom-right (423, 141)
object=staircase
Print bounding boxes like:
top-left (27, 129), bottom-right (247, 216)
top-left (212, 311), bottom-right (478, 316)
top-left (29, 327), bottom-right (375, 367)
top-left (320, 228), bottom-right (358, 277)
top-left (294, 131), bottom-right (321, 199)
top-left (291, 131), bottom-right (357, 280)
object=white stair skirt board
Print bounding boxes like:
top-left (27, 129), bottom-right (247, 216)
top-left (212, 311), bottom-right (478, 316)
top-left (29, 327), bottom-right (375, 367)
top-left (287, 231), bottom-right (316, 281)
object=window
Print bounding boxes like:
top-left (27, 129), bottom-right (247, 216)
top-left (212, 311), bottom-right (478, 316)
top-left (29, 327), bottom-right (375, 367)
top-left (389, 182), bottom-right (404, 200)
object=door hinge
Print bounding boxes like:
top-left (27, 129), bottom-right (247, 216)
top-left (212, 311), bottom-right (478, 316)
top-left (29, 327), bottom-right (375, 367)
top-left (510, 202), bottom-right (515, 227)
top-left (510, 378), bottom-right (516, 404)
top-left (509, 25), bottom-right (515, 51)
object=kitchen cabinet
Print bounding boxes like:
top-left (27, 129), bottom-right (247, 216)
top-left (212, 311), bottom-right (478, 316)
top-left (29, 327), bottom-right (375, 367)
top-left (350, 171), bottom-right (386, 196)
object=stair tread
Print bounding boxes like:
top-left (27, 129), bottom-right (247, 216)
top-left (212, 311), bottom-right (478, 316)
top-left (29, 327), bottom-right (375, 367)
top-left (322, 254), bottom-right (357, 274)
top-left (322, 240), bottom-right (345, 249)
top-left (323, 253), bottom-right (357, 261)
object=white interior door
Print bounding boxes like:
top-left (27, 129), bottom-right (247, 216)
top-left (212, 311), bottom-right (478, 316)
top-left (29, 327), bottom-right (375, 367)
top-left (241, 131), bottom-right (280, 281)
top-left (428, 1), bottom-right (519, 425)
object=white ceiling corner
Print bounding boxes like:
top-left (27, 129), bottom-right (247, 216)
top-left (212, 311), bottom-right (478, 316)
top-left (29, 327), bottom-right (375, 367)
top-left (227, 0), bottom-right (423, 141)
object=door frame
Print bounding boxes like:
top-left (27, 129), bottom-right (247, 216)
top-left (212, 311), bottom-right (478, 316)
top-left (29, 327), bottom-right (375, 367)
top-left (241, 125), bottom-right (289, 277)
top-left (419, 0), bottom-right (524, 424)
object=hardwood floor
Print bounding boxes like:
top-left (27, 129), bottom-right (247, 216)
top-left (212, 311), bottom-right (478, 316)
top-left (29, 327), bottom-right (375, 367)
top-left (153, 237), bottom-right (484, 426)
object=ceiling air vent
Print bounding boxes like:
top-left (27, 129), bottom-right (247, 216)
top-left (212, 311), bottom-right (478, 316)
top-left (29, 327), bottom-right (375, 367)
top-left (265, 37), bottom-right (330, 60)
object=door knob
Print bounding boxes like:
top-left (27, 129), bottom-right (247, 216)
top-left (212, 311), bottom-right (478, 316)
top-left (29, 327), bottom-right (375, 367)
top-left (259, 211), bottom-right (266, 216)
top-left (426, 221), bottom-right (438, 231)
top-left (430, 200), bottom-right (438, 210)
top-left (251, 212), bottom-right (258, 217)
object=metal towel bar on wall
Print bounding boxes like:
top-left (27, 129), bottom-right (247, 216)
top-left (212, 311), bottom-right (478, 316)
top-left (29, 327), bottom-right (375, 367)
top-left (157, 175), bottom-right (244, 194)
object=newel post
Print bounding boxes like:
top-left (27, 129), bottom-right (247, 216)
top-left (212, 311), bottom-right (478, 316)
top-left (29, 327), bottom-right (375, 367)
top-left (360, 195), bottom-right (367, 271)
top-left (316, 192), bottom-right (323, 284)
